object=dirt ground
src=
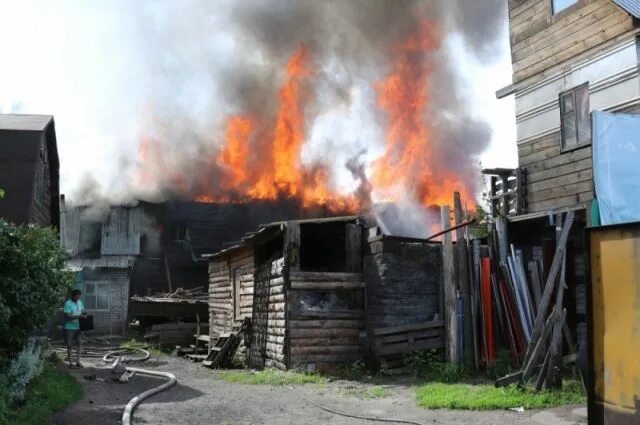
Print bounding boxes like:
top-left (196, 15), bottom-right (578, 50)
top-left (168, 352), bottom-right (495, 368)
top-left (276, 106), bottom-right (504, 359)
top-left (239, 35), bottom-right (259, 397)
top-left (52, 355), bottom-right (585, 425)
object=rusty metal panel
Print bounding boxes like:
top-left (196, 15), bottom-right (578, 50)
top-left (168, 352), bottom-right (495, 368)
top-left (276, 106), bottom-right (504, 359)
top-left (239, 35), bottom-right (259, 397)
top-left (587, 223), bottom-right (640, 425)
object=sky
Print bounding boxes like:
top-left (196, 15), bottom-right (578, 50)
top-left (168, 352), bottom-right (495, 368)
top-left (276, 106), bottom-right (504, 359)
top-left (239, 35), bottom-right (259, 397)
top-left (0, 0), bottom-right (517, 200)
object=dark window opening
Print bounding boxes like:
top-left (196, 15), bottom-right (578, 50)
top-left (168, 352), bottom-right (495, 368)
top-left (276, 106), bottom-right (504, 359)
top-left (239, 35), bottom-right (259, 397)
top-left (560, 83), bottom-right (590, 151)
top-left (299, 222), bottom-right (347, 272)
top-left (78, 221), bottom-right (102, 257)
top-left (254, 233), bottom-right (284, 266)
top-left (291, 289), bottom-right (363, 315)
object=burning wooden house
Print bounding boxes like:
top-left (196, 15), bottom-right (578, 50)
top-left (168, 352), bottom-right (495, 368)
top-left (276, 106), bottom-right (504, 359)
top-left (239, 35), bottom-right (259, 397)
top-left (205, 216), bottom-right (444, 372)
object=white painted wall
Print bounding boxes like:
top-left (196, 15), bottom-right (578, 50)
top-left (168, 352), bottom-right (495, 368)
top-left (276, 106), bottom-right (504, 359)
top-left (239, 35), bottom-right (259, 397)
top-left (515, 38), bottom-right (640, 143)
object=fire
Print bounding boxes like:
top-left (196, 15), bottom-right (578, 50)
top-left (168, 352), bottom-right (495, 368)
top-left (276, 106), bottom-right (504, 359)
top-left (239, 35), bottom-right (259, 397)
top-left (372, 21), bottom-right (475, 208)
top-left (199, 46), bottom-right (359, 211)
top-left (135, 23), bottom-right (476, 216)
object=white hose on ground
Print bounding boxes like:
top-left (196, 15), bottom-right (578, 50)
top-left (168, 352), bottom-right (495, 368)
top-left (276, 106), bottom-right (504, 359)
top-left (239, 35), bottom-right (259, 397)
top-left (284, 385), bottom-right (436, 425)
top-left (102, 348), bottom-right (151, 363)
top-left (121, 367), bottom-right (177, 425)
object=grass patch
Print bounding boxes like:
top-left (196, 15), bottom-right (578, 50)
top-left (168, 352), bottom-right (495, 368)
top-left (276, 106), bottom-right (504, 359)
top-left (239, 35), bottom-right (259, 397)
top-left (343, 385), bottom-right (390, 399)
top-left (367, 386), bottom-right (389, 398)
top-left (119, 339), bottom-right (165, 357)
top-left (415, 381), bottom-right (585, 410)
top-left (0, 362), bottom-right (82, 425)
top-left (219, 369), bottom-right (326, 386)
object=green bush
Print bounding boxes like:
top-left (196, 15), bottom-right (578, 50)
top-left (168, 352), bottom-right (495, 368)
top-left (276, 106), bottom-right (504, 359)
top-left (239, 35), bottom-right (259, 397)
top-left (5, 339), bottom-right (46, 406)
top-left (0, 360), bottom-right (83, 425)
top-left (404, 349), bottom-right (467, 383)
top-left (0, 220), bottom-right (73, 356)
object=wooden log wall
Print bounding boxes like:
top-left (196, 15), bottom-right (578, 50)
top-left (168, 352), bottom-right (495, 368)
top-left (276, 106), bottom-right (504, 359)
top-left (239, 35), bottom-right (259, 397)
top-left (287, 271), bottom-right (364, 371)
top-left (509, 0), bottom-right (636, 83)
top-left (208, 251), bottom-right (254, 362)
top-left (250, 257), bottom-right (287, 370)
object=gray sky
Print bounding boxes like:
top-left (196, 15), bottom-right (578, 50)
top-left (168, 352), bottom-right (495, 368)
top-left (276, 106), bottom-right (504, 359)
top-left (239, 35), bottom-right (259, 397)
top-left (0, 0), bottom-right (516, 201)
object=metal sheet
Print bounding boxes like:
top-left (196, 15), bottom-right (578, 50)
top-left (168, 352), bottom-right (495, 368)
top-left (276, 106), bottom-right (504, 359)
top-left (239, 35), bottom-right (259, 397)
top-left (587, 223), bottom-right (640, 424)
top-left (613, 0), bottom-right (640, 18)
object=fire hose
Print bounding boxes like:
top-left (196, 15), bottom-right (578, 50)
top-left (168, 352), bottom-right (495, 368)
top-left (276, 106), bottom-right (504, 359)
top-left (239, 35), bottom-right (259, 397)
top-left (52, 341), bottom-right (176, 425)
top-left (101, 349), bottom-right (177, 425)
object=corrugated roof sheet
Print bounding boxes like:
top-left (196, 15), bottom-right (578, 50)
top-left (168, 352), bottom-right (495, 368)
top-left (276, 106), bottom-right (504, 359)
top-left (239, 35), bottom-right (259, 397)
top-left (66, 255), bottom-right (135, 271)
top-left (0, 114), bottom-right (53, 131)
top-left (613, 0), bottom-right (640, 18)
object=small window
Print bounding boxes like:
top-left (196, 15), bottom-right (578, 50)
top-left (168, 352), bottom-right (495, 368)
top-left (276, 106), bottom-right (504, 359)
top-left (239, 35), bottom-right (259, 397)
top-left (560, 83), bottom-right (590, 151)
top-left (34, 161), bottom-right (45, 205)
top-left (84, 282), bottom-right (109, 310)
top-left (552, 0), bottom-right (578, 14)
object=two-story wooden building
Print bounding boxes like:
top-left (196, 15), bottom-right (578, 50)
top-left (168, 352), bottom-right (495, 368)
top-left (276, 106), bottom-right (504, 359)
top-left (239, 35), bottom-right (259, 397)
top-left (0, 114), bottom-right (60, 228)
top-left (488, 0), bottom-right (640, 369)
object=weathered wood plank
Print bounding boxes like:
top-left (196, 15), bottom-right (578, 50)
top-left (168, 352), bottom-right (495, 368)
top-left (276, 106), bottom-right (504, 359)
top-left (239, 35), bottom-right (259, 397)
top-left (527, 168), bottom-right (592, 193)
top-left (345, 223), bottom-right (363, 273)
top-left (289, 311), bottom-right (364, 320)
top-left (528, 181), bottom-right (593, 204)
top-left (525, 158), bottom-right (592, 184)
top-left (524, 146), bottom-right (591, 173)
top-left (290, 345), bottom-right (360, 355)
top-left (289, 272), bottom-right (363, 282)
top-left (441, 206), bottom-right (458, 364)
top-left (515, 14), bottom-right (633, 81)
top-left (290, 337), bottom-right (359, 347)
top-left (290, 328), bottom-right (360, 339)
top-left (372, 320), bottom-right (444, 336)
top-left (528, 191), bottom-right (592, 213)
top-left (512, 2), bottom-right (615, 59)
top-left (290, 281), bottom-right (365, 290)
top-left (377, 338), bottom-right (443, 356)
top-left (289, 319), bottom-right (363, 329)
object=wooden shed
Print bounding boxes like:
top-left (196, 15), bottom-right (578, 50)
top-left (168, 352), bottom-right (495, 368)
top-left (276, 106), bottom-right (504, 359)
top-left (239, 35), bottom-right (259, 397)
top-left (206, 216), bottom-right (366, 371)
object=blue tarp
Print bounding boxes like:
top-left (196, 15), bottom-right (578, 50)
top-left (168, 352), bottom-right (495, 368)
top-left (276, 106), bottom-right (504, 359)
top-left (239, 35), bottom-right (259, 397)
top-left (592, 111), bottom-right (640, 225)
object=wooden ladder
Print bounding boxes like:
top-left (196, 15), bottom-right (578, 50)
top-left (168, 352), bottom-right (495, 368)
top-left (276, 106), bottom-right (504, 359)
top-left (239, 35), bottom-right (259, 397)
top-left (203, 318), bottom-right (250, 368)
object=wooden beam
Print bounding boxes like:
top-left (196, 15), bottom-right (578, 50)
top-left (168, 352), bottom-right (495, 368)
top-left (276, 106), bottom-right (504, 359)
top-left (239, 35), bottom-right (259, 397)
top-left (441, 206), bottom-right (458, 364)
top-left (285, 221), bottom-right (301, 272)
top-left (454, 192), bottom-right (473, 369)
top-left (345, 223), bottom-right (362, 273)
top-left (521, 211), bottom-right (574, 368)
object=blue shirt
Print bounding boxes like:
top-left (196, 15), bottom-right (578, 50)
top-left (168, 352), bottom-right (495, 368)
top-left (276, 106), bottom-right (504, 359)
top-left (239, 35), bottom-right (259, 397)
top-left (63, 299), bottom-right (84, 330)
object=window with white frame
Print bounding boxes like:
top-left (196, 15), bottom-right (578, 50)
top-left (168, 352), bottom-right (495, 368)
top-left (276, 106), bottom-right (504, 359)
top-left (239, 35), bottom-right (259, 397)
top-left (559, 83), bottom-right (590, 151)
top-left (552, 0), bottom-right (578, 14)
top-left (84, 282), bottom-right (109, 310)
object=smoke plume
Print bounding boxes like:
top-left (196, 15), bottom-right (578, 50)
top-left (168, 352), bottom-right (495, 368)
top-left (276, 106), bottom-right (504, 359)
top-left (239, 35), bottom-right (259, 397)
top-left (64, 0), bottom-right (506, 236)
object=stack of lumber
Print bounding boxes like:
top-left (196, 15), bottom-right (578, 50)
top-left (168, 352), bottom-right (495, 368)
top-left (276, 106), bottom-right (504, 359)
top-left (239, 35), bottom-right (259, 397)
top-left (371, 320), bottom-right (444, 375)
top-left (132, 286), bottom-right (209, 303)
top-left (496, 211), bottom-right (576, 390)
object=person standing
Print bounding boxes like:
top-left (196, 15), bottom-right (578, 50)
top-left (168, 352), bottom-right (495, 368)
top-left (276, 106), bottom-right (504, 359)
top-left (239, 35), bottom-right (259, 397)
top-left (63, 289), bottom-right (86, 368)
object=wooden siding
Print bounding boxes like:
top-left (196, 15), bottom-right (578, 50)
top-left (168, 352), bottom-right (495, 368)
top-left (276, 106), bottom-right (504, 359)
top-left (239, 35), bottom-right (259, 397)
top-left (249, 257), bottom-right (286, 370)
top-left (365, 237), bottom-right (442, 329)
top-left (287, 271), bottom-right (364, 371)
top-left (518, 131), bottom-right (593, 213)
top-left (518, 101), bottom-right (640, 214)
top-left (208, 251), bottom-right (254, 362)
top-left (30, 134), bottom-right (51, 226)
top-left (509, 0), bottom-right (636, 83)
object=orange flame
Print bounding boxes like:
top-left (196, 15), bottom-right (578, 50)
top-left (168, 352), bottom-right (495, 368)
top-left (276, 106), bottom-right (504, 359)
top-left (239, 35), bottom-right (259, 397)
top-left (372, 21), bottom-right (475, 208)
top-left (198, 46), bottom-right (359, 212)
top-left (136, 24), bottom-right (476, 214)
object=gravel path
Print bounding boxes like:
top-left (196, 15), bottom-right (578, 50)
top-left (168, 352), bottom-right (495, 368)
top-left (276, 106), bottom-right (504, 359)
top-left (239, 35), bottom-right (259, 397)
top-left (53, 355), bottom-right (584, 425)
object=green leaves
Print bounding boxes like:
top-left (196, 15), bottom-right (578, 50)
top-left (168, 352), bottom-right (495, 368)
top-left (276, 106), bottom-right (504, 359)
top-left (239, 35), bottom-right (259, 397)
top-left (0, 220), bottom-right (74, 356)
top-left (0, 188), bottom-right (4, 199)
